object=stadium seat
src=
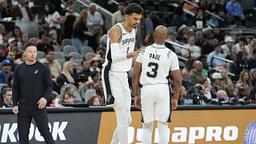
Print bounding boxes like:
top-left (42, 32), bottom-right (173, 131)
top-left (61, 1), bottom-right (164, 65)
top-left (74, 59), bottom-right (82, 67)
top-left (37, 51), bottom-right (45, 59)
top-left (63, 45), bottom-right (77, 57)
top-left (85, 52), bottom-right (96, 60)
top-left (53, 45), bottom-right (61, 52)
top-left (29, 37), bottom-right (38, 44)
top-left (61, 39), bottom-right (72, 47)
top-left (68, 52), bottom-right (82, 60)
top-left (54, 52), bottom-right (65, 59)
top-left (83, 89), bottom-right (97, 103)
top-left (56, 59), bottom-right (65, 68)
top-left (81, 46), bottom-right (94, 56)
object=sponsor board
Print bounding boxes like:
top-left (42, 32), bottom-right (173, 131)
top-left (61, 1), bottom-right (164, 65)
top-left (98, 110), bottom-right (256, 144)
top-left (0, 113), bottom-right (100, 144)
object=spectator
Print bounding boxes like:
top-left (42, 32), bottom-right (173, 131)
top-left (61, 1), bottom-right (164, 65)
top-left (36, 31), bottom-right (53, 53)
top-left (0, 24), bottom-right (6, 44)
top-left (112, 2), bottom-right (126, 25)
top-left (234, 37), bottom-right (249, 55)
top-left (1, 87), bottom-right (12, 107)
top-left (0, 44), bottom-right (6, 62)
top-left (8, 37), bottom-right (22, 60)
top-left (53, 75), bottom-right (66, 94)
top-left (195, 8), bottom-right (206, 28)
top-left (87, 95), bottom-right (103, 106)
top-left (225, 0), bottom-right (244, 26)
top-left (211, 72), bottom-right (224, 92)
top-left (94, 82), bottom-right (104, 98)
top-left (61, 92), bottom-right (75, 104)
top-left (221, 36), bottom-right (235, 57)
top-left (13, 26), bottom-right (23, 43)
top-left (0, 0), bottom-right (9, 19)
top-left (43, 2), bottom-right (62, 31)
top-left (181, 34), bottom-right (201, 59)
top-left (40, 49), bottom-right (62, 79)
top-left (0, 59), bottom-right (13, 83)
top-left (48, 28), bottom-right (60, 49)
top-left (208, 0), bottom-right (225, 14)
top-left (207, 41), bottom-right (226, 67)
top-left (219, 67), bottom-right (233, 88)
top-left (216, 89), bottom-right (229, 102)
top-left (236, 70), bottom-right (251, 88)
top-left (10, 0), bottom-right (34, 21)
top-left (250, 68), bottom-right (256, 86)
top-left (61, 0), bottom-right (76, 40)
top-left (225, 85), bottom-right (237, 98)
top-left (61, 61), bottom-right (79, 86)
top-left (189, 60), bottom-right (207, 85)
top-left (72, 9), bottom-right (93, 52)
top-left (89, 55), bottom-right (101, 72)
top-left (181, 68), bottom-right (193, 91)
top-left (195, 30), bottom-right (204, 48)
top-left (212, 26), bottom-right (224, 43)
top-left (46, 0), bottom-right (63, 14)
top-left (237, 84), bottom-right (251, 100)
top-left (248, 38), bottom-right (256, 56)
top-left (230, 51), bottom-right (248, 78)
top-left (87, 3), bottom-right (104, 33)
top-left (201, 78), bottom-right (214, 99)
top-left (19, 32), bottom-right (29, 50)
top-left (79, 81), bottom-right (96, 102)
top-left (247, 48), bottom-right (256, 70)
top-left (79, 59), bottom-right (91, 83)
top-left (90, 71), bottom-right (101, 84)
top-left (137, 10), bottom-right (154, 47)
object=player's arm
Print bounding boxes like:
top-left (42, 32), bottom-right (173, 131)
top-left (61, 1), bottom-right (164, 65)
top-left (169, 53), bottom-right (182, 110)
top-left (170, 69), bottom-right (182, 110)
top-left (132, 61), bottom-right (142, 109)
top-left (109, 26), bottom-right (137, 62)
top-left (171, 70), bottom-right (182, 99)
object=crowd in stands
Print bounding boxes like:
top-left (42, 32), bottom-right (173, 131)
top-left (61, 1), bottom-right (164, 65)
top-left (0, 0), bottom-right (255, 108)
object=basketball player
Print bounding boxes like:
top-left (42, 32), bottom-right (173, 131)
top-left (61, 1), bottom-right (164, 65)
top-left (132, 25), bottom-right (182, 144)
top-left (101, 3), bottom-right (143, 144)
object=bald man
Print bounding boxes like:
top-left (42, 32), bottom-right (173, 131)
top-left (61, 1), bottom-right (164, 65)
top-left (133, 25), bottom-right (182, 144)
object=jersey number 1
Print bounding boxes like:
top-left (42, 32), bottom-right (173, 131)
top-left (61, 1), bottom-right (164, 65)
top-left (146, 62), bottom-right (159, 78)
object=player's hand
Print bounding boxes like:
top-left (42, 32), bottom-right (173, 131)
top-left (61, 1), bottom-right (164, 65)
top-left (127, 52), bottom-right (138, 59)
top-left (38, 97), bottom-right (47, 109)
top-left (172, 98), bottom-right (179, 110)
top-left (134, 96), bottom-right (141, 110)
top-left (137, 48), bottom-right (145, 53)
top-left (12, 106), bottom-right (19, 114)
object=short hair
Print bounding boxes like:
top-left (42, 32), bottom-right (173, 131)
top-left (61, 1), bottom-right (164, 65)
top-left (2, 87), bottom-right (11, 97)
top-left (45, 47), bottom-right (54, 55)
top-left (24, 42), bottom-right (37, 50)
top-left (125, 3), bottom-right (143, 15)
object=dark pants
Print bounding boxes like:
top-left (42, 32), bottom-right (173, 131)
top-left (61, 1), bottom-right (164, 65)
top-left (17, 104), bottom-right (55, 144)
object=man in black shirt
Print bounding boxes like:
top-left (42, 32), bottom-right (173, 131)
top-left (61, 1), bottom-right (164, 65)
top-left (12, 44), bottom-right (55, 144)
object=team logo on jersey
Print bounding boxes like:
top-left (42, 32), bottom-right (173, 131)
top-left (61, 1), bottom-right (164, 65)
top-left (34, 69), bottom-right (39, 74)
top-left (243, 121), bottom-right (256, 144)
top-left (122, 38), bottom-right (135, 45)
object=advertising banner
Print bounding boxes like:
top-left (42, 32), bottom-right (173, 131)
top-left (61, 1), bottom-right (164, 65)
top-left (98, 110), bottom-right (256, 144)
top-left (0, 112), bottom-right (101, 144)
top-left (1, 108), bottom-right (256, 144)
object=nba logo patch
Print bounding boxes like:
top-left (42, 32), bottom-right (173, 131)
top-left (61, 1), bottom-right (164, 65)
top-left (244, 121), bottom-right (256, 144)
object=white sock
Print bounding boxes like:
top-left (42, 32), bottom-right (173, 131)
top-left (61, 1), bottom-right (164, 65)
top-left (142, 122), bottom-right (153, 144)
top-left (157, 121), bottom-right (169, 144)
top-left (117, 126), bottom-right (128, 144)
